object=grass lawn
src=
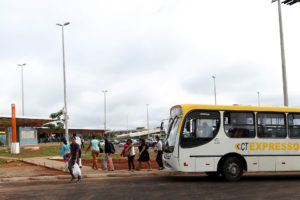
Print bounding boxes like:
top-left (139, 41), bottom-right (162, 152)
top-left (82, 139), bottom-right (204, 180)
top-left (0, 158), bottom-right (7, 164)
top-left (0, 146), bottom-right (60, 158)
top-left (0, 145), bottom-right (157, 159)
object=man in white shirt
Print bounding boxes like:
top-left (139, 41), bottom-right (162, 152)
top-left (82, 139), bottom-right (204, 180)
top-left (155, 136), bottom-right (164, 170)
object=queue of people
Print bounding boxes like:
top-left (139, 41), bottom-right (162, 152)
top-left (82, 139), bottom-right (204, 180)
top-left (60, 134), bottom-right (165, 183)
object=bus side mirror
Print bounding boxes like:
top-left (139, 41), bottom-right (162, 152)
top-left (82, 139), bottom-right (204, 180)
top-left (160, 122), bottom-right (164, 130)
top-left (185, 120), bottom-right (190, 131)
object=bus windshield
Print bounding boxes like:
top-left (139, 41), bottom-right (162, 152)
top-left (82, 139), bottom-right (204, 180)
top-left (166, 117), bottom-right (181, 148)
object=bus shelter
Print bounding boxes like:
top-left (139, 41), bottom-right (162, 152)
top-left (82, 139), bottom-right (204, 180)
top-left (0, 115), bottom-right (53, 147)
top-left (36, 128), bottom-right (105, 143)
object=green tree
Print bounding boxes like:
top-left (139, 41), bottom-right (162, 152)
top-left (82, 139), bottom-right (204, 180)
top-left (43, 109), bottom-right (65, 130)
top-left (0, 120), bottom-right (11, 127)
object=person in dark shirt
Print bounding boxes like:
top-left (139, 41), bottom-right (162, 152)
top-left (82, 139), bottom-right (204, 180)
top-left (103, 134), bottom-right (114, 171)
top-left (67, 136), bottom-right (81, 183)
top-left (137, 139), bottom-right (152, 171)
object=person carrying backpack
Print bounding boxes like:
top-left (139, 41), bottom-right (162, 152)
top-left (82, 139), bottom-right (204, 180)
top-left (103, 134), bottom-right (115, 171)
top-left (60, 139), bottom-right (70, 161)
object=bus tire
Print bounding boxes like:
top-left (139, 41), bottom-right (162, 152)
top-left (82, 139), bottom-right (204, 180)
top-left (222, 157), bottom-right (243, 182)
top-left (205, 172), bottom-right (220, 177)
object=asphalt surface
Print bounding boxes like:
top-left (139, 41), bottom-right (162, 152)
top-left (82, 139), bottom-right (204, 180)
top-left (2, 174), bottom-right (300, 200)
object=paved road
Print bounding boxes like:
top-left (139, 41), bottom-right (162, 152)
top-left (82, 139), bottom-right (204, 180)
top-left (2, 174), bottom-right (300, 200)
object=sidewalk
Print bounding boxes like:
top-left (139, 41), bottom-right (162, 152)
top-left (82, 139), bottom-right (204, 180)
top-left (0, 156), bottom-right (179, 182)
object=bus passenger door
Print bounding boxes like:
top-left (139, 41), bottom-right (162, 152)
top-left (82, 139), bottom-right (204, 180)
top-left (179, 150), bottom-right (196, 172)
top-left (179, 111), bottom-right (221, 172)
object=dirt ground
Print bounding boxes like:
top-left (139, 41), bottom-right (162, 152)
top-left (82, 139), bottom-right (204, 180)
top-left (82, 158), bottom-right (160, 170)
top-left (0, 161), bottom-right (68, 178)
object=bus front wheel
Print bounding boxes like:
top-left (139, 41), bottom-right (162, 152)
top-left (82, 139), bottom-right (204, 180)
top-left (222, 157), bottom-right (243, 182)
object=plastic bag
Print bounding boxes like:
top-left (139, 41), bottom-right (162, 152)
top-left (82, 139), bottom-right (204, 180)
top-left (73, 163), bottom-right (81, 177)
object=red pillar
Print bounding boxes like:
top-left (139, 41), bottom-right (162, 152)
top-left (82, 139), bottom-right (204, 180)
top-left (12, 104), bottom-right (17, 143)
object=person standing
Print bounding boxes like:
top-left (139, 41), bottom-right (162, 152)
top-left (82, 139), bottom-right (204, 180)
top-left (85, 135), bottom-right (101, 170)
top-left (103, 134), bottom-right (115, 171)
top-left (137, 139), bottom-right (152, 171)
top-left (68, 136), bottom-right (81, 183)
top-left (125, 139), bottom-right (135, 171)
top-left (80, 136), bottom-right (85, 149)
top-left (155, 136), bottom-right (164, 170)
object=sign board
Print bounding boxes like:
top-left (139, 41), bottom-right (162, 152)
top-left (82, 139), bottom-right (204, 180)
top-left (21, 131), bottom-right (35, 139)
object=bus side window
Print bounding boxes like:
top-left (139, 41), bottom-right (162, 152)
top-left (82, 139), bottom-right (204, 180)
top-left (224, 111), bottom-right (255, 138)
top-left (196, 119), bottom-right (215, 138)
top-left (257, 113), bottom-right (286, 138)
top-left (181, 110), bottom-right (220, 148)
top-left (288, 114), bottom-right (300, 138)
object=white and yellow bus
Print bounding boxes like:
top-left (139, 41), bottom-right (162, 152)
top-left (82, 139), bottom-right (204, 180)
top-left (163, 104), bottom-right (300, 181)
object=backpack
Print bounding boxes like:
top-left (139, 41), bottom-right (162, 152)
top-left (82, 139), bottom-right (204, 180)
top-left (110, 142), bottom-right (115, 154)
top-left (64, 144), bottom-right (70, 155)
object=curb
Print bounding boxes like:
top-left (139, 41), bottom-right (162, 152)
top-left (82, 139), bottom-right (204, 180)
top-left (0, 171), bottom-right (180, 183)
top-left (20, 159), bottom-right (66, 172)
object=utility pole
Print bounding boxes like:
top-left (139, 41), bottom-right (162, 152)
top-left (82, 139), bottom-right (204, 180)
top-left (146, 104), bottom-right (149, 130)
top-left (102, 90), bottom-right (108, 137)
top-left (212, 76), bottom-right (217, 105)
top-left (17, 63), bottom-right (26, 116)
top-left (56, 22), bottom-right (70, 143)
top-left (272, 0), bottom-right (289, 106)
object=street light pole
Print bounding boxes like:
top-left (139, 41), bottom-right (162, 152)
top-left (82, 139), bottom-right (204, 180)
top-left (257, 91), bottom-right (261, 106)
top-left (212, 76), bottom-right (217, 105)
top-left (18, 63), bottom-right (26, 116)
top-left (102, 90), bottom-right (108, 135)
top-left (126, 114), bottom-right (128, 134)
top-left (146, 104), bottom-right (149, 130)
top-left (272, 0), bottom-right (289, 107)
top-left (56, 22), bottom-right (70, 143)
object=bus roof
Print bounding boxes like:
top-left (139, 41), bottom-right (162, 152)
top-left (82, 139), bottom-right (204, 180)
top-left (172, 104), bottom-right (300, 115)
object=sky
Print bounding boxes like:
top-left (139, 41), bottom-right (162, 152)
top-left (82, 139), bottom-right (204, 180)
top-left (0, 0), bottom-right (300, 130)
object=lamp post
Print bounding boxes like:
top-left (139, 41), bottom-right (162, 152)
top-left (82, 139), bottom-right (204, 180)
top-left (126, 114), bottom-right (128, 134)
top-left (272, 0), bottom-right (289, 107)
top-left (212, 76), bottom-right (217, 105)
top-left (282, 0), bottom-right (300, 5)
top-left (257, 91), bottom-right (261, 106)
top-left (102, 90), bottom-right (108, 135)
top-left (146, 104), bottom-right (149, 130)
top-left (56, 22), bottom-right (70, 143)
top-left (18, 63), bottom-right (26, 116)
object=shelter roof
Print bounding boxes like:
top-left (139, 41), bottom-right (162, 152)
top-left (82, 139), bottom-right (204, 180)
top-left (37, 128), bottom-right (105, 134)
top-left (116, 128), bottom-right (161, 138)
top-left (0, 115), bottom-right (53, 127)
